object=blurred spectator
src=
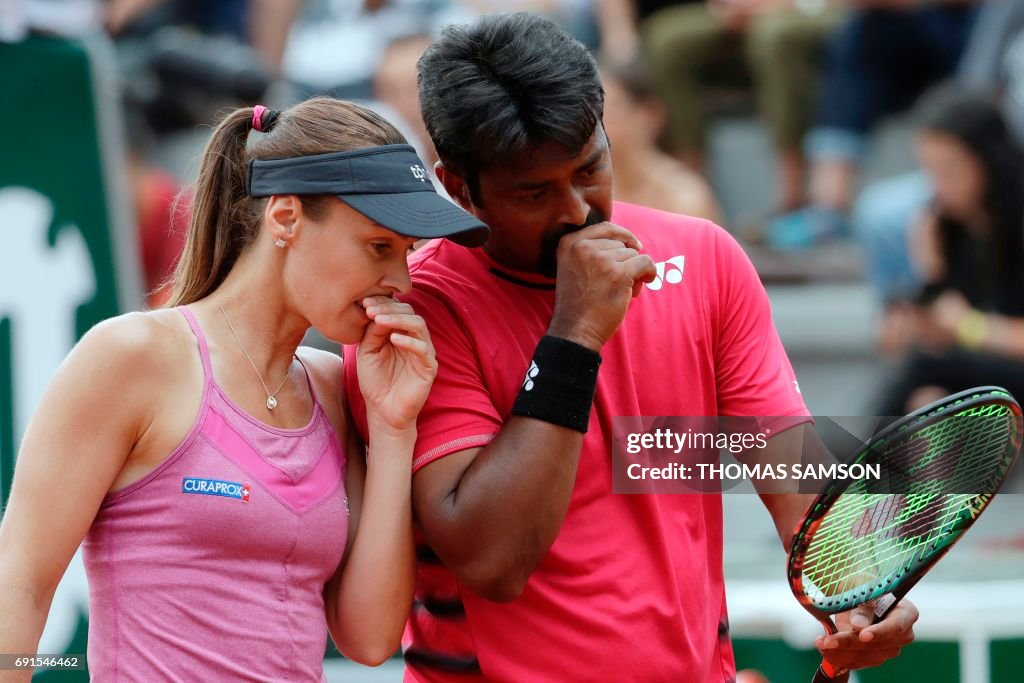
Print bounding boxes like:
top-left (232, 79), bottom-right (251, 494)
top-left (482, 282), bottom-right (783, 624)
top-left (106, 0), bottom-right (303, 75)
top-left (461, 0), bottom-right (599, 46)
top-left (284, 1), bottom-right (451, 96)
top-left (373, 34), bottom-right (437, 166)
top-left (854, 0), bottom-right (1024, 305)
top-left (132, 153), bottom-right (189, 308)
top-left (1, 0), bottom-right (103, 41)
top-left (764, 0), bottom-right (978, 248)
top-left (598, 0), bottom-right (842, 213)
top-left (289, 2), bottom-right (596, 150)
top-left (106, 0), bottom-right (298, 137)
top-left (876, 85), bottom-right (1024, 414)
top-left (601, 59), bottom-right (722, 220)
top-left (285, 1), bottom-right (595, 99)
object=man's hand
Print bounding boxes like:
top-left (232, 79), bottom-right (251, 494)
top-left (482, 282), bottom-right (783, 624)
top-left (547, 222), bottom-right (656, 352)
top-left (815, 600), bottom-right (919, 672)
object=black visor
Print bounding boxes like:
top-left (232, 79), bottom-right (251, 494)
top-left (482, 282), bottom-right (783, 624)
top-left (246, 144), bottom-right (489, 247)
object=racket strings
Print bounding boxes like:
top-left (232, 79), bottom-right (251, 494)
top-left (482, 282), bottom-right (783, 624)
top-left (798, 404), bottom-right (1017, 610)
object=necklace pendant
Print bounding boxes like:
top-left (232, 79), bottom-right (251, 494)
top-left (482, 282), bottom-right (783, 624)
top-left (266, 396), bottom-right (278, 411)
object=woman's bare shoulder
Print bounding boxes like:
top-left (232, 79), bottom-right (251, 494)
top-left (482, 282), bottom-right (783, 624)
top-left (75, 308), bottom-right (195, 373)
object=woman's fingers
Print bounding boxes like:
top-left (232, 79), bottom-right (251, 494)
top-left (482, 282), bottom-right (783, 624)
top-left (359, 298), bottom-right (436, 375)
top-left (369, 313), bottom-right (430, 342)
top-left (389, 332), bottom-right (431, 359)
top-left (363, 296), bottom-right (414, 317)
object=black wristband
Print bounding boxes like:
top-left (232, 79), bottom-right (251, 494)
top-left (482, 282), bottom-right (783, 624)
top-left (511, 335), bottom-right (602, 433)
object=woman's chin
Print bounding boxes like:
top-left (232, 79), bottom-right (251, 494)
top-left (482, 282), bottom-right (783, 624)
top-left (322, 328), bottom-right (363, 346)
top-left (315, 306), bottom-right (372, 346)
top-left (327, 319), bottom-right (370, 346)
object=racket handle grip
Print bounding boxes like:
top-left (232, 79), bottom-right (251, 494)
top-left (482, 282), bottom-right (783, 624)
top-left (812, 663), bottom-right (849, 683)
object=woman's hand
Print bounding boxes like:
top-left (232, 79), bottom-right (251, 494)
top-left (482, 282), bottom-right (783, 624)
top-left (356, 296), bottom-right (437, 434)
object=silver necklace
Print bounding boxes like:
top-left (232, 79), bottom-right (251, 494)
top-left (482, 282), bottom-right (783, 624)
top-left (218, 303), bottom-right (294, 411)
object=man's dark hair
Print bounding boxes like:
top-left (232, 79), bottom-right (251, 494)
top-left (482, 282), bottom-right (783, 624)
top-left (417, 12), bottom-right (604, 203)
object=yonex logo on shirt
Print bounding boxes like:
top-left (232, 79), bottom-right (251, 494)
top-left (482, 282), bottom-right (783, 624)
top-left (410, 165), bottom-right (428, 182)
top-left (182, 477), bottom-right (251, 502)
top-left (646, 255), bottom-right (686, 291)
top-left (522, 361), bottom-right (540, 391)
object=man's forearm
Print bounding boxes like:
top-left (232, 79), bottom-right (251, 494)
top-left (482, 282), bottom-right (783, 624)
top-left (748, 423), bottom-right (822, 551)
top-left (760, 492), bottom-right (816, 552)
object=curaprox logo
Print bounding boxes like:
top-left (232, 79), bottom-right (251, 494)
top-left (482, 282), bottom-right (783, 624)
top-left (182, 477), bottom-right (251, 502)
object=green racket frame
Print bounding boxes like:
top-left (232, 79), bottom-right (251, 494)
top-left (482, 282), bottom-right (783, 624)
top-left (786, 386), bottom-right (1023, 683)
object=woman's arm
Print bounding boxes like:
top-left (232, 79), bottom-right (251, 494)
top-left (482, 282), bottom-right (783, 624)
top-left (0, 316), bottom-right (159, 680)
top-left (322, 296), bottom-right (435, 665)
top-left (324, 426), bottom-right (414, 666)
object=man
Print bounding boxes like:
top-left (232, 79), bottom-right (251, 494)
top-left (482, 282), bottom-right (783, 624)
top-left (344, 12), bottom-right (917, 682)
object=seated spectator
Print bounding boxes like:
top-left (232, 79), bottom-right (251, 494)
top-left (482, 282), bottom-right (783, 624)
top-left (601, 58), bottom-right (722, 220)
top-left (765, 0), bottom-right (978, 248)
top-left (854, 0), bottom-right (1024, 307)
top-left (877, 85), bottom-right (1024, 414)
top-left (599, 0), bottom-right (842, 213)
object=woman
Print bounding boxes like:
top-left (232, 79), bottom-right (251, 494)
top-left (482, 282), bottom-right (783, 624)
top-left (879, 84), bottom-right (1024, 414)
top-left (0, 97), bottom-right (487, 679)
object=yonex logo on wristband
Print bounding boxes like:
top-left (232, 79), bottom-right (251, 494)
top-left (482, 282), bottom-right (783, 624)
top-left (522, 361), bottom-right (540, 391)
top-left (513, 336), bottom-right (600, 433)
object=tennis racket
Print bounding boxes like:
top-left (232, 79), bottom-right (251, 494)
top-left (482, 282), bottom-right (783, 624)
top-left (787, 386), bottom-right (1023, 683)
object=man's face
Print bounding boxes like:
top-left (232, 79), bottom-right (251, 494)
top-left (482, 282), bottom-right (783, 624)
top-left (456, 128), bottom-right (614, 276)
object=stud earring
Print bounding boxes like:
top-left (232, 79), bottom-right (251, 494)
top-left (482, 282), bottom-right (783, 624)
top-left (274, 238), bottom-right (287, 248)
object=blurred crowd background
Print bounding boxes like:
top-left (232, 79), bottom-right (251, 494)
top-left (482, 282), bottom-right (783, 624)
top-left (8, 0), bottom-right (1024, 419)
top-left (4, 1), bottom-right (1024, 681)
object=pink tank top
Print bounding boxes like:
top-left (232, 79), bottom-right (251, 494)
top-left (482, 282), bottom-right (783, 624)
top-left (82, 307), bottom-right (349, 681)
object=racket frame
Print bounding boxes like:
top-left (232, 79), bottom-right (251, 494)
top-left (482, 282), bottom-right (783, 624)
top-left (785, 386), bottom-right (1023, 682)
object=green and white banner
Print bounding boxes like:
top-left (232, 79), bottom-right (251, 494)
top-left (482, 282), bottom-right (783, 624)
top-left (1, 31), bottom-right (140, 678)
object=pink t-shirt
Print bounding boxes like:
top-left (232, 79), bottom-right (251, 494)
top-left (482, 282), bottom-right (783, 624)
top-left (345, 202), bottom-right (809, 682)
